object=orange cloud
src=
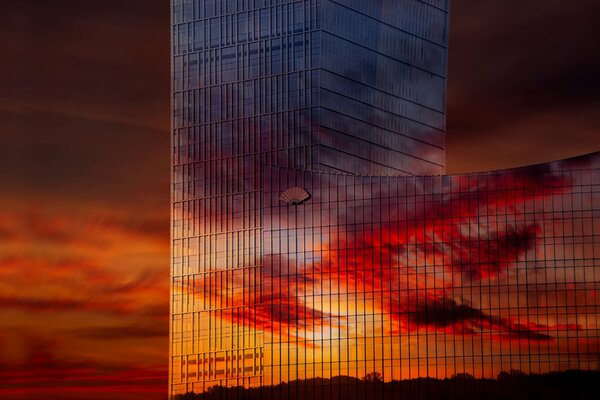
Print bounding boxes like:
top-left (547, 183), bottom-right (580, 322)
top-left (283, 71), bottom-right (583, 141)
top-left (187, 160), bottom-right (595, 349)
top-left (0, 204), bottom-right (169, 398)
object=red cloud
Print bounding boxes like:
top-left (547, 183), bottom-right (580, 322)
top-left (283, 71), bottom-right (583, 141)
top-left (184, 258), bottom-right (343, 344)
top-left (311, 168), bottom-right (573, 341)
top-left (399, 296), bottom-right (581, 341)
top-left (194, 164), bottom-right (583, 346)
top-left (0, 335), bottom-right (167, 400)
top-left (0, 359), bottom-right (166, 400)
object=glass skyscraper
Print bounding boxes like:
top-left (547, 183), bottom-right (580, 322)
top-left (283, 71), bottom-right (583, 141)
top-left (170, 1), bottom-right (600, 398)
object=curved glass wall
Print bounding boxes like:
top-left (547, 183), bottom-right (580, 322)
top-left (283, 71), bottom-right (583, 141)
top-left (172, 153), bottom-right (600, 398)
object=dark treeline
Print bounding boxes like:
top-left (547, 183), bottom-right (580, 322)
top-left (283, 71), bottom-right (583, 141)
top-left (175, 370), bottom-right (600, 400)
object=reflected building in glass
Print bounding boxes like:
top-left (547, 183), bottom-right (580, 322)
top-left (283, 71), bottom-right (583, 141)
top-left (170, 1), bottom-right (600, 398)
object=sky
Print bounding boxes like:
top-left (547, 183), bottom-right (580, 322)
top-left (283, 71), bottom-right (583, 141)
top-left (0, 0), bottom-right (599, 399)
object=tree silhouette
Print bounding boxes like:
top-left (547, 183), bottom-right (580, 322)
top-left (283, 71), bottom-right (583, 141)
top-left (174, 370), bottom-right (600, 400)
top-left (363, 372), bottom-right (383, 383)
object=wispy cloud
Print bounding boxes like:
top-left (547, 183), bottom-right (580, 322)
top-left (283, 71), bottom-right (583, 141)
top-left (67, 324), bottom-right (168, 341)
top-left (185, 158), bottom-right (597, 347)
top-left (0, 335), bottom-right (166, 399)
top-left (0, 206), bottom-right (169, 398)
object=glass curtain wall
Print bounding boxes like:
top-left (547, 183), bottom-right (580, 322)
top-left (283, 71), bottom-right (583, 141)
top-left (170, 1), bottom-right (599, 399)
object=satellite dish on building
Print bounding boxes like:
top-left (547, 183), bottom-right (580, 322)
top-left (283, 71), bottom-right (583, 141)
top-left (279, 187), bottom-right (311, 205)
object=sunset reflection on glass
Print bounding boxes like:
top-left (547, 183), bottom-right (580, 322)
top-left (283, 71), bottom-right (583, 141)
top-left (169, 0), bottom-right (600, 398)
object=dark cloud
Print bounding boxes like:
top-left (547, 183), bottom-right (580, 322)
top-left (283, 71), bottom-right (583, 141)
top-left (407, 297), bottom-right (554, 341)
top-left (0, 0), bottom-right (169, 116)
top-left (1, 0), bottom-right (596, 205)
top-left (447, 0), bottom-right (600, 172)
top-left (0, 296), bottom-right (91, 312)
top-left (0, 293), bottom-right (156, 316)
top-left (0, 107), bottom-right (168, 205)
top-left (68, 324), bottom-right (168, 341)
top-left (449, 224), bottom-right (539, 280)
top-left (0, 0), bottom-right (170, 205)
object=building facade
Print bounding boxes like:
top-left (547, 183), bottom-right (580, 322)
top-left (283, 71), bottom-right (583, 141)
top-left (170, 0), bottom-right (600, 398)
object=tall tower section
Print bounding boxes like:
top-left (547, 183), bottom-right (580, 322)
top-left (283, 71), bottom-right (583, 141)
top-left (170, 0), bottom-right (449, 397)
top-left (314, 0), bottom-right (448, 175)
top-left (172, 0), bottom-right (449, 177)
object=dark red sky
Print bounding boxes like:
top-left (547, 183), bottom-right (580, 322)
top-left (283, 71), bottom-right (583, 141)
top-left (0, 1), bottom-right (598, 399)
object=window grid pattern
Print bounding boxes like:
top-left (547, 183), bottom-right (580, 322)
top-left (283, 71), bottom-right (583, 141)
top-left (171, 0), bottom-right (323, 396)
top-left (258, 157), bottom-right (600, 398)
top-left (170, 1), bottom-right (599, 399)
top-left (314, 0), bottom-right (449, 175)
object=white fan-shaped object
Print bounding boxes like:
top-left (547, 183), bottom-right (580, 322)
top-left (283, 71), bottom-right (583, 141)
top-left (279, 187), bottom-right (311, 205)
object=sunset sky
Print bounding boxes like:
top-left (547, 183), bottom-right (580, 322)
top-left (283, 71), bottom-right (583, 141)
top-left (1, 0), bottom-right (599, 399)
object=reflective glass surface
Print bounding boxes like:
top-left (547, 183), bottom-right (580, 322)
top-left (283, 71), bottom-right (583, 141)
top-left (260, 155), bottom-right (600, 389)
top-left (170, 1), bottom-right (599, 399)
